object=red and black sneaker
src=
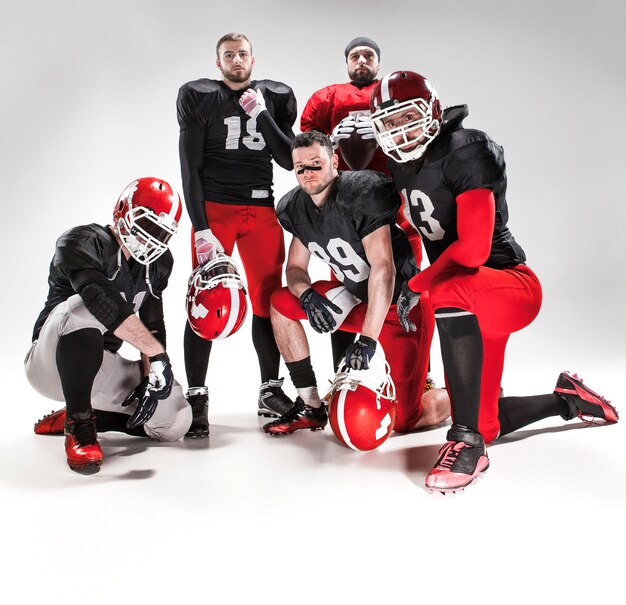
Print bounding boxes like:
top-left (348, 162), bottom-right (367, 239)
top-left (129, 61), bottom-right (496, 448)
top-left (425, 424), bottom-right (489, 494)
top-left (554, 371), bottom-right (619, 425)
top-left (65, 411), bottom-right (103, 475)
top-left (34, 408), bottom-right (66, 435)
top-left (263, 397), bottom-right (327, 436)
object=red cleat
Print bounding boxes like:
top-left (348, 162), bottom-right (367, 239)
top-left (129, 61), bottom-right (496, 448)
top-left (554, 371), bottom-right (619, 424)
top-left (425, 425), bottom-right (489, 494)
top-left (64, 412), bottom-right (103, 474)
top-left (34, 408), bottom-right (66, 435)
top-left (263, 397), bottom-right (327, 436)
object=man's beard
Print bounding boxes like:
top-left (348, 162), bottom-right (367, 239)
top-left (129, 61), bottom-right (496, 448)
top-left (302, 176), bottom-right (333, 197)
top-left (349, 66), bottom-right (377, 86)
top-left (222, 66), bottom-right (252, 84)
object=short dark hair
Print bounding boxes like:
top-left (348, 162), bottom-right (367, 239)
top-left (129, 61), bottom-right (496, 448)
top-left (216, 33), bottom-right (251, 57)
top-left (291, 130), bottom-right (334, 158)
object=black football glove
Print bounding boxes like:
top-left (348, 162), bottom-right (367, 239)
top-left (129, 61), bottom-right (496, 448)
top-left (122, 353), bottom-right (174, 429)
top-left (300, 288), bottom-right (342, 334)
top-left (344, 336), bottom-right (377, 371)
top-left (396, 281), bottom-right (421, 333)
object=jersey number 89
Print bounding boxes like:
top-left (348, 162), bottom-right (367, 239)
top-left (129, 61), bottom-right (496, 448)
top-left (308, 238), bottom-right (370, 283)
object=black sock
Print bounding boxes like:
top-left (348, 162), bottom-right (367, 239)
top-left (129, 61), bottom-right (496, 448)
top-left (56, 329), bottom-right (103, 417)
top-left (286, 357), bottom-right (317, 389)
top-left (331, 329), bottom-right (356, 371)
top-left (184, 321), bottom-right (212, 388)
top-left (251, 315), bottom-right (280, 383)
top-left (498, 394), bottom-right (570, 437)
top-left (435, 308), bottom-right (483, 432)
top-left (94, 410), bottom-right (146, 437)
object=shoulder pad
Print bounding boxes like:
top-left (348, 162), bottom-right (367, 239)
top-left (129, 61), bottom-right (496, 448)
top-left (276, 185), bottom-right (300, 216)
top-left (257, 79), bottom-right (294, 96)
top-left (179, 78), bottom-right (222, 95)
top-left (54, 224), bottom-right (116, 272)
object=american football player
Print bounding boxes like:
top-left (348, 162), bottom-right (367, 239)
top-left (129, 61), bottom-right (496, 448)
top-left (371, 70), bottom-right (619, 493)
top-left (263, 131), bottom-right (450, 438)
top-left (300, 37), bottom-right (427, 378)
top-left (177, 33), bottom-right (297, 437)
top-left (28, 177), bottom-right (192, 474)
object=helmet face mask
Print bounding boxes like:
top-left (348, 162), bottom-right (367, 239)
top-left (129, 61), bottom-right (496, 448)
top-left (113, 178), bottom-right (182, 265)
top-left (370, 71), bottom-right (443, 163)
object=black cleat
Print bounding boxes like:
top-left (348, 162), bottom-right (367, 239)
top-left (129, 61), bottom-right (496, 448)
top-left (185, 387), bottom-right (210, 438)
top-left (554, 371), bottom-right (618, 424)
top-left (258, 378), bottom-right (294, 418)
top-left (263, 397), bottom-right (327, 436)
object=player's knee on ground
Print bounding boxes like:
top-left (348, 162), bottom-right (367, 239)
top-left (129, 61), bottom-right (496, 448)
top-left (143, 385), bottom-right (192, 442)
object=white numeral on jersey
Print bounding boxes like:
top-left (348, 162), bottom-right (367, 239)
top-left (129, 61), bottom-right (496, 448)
top-left (120, 291), bottom-right (146, 313)
top-left (400, 188), bottom-right (444, 241)
top-left (223, 116), bottom-right (266, 151)
top-left (308, 238), bottom-right (370, 283)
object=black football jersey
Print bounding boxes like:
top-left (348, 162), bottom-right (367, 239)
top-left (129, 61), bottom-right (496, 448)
top-left (277, 171), bottom-right (417, 303)
top-left (177, 78), bottom-right (297, 206)
top-left (32, 224), bottom-right (172, 351)
top-left (388, 105), bottom-right (526, 268)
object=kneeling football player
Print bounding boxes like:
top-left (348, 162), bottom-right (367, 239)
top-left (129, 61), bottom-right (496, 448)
top-left (264, 131), bottom-right (450, 440)
top-left (27, 178), bottom-right (192, 474)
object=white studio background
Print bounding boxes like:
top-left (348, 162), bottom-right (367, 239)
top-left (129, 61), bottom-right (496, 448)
top-left (1, 1), bottom-right (624, 604)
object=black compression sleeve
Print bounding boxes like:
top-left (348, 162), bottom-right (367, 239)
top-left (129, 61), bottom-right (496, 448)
top-left (179, 129), bottom-right (209, 230)
top-left (139, 295), bottom-right (166, 348)
top-left (70, 269), bottom-right (135, 332)
top-left (256, 111), bottom-right (295, 170)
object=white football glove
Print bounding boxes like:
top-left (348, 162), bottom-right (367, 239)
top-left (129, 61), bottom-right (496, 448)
top-left (239, 88), bottom-right (267, 119)
top-left (330, 116), bottom-right (357, 148)
top-left (194, 228), bottom-right (224, 265)
top-left (354, 115), bottom-right (376, 140)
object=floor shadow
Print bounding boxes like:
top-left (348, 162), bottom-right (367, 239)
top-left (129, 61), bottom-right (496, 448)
top-left (491, 421), bottom-right (599, 446)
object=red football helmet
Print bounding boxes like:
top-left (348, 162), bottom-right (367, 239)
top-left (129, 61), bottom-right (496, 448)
top-left (328, 346), bottom-right (397, 451)
top-left (186, 254), bottom-right (248, 341)
top-left (370, 71), bottom-right (442, 163)
top-left (113, 177), bottom-right (182, 264)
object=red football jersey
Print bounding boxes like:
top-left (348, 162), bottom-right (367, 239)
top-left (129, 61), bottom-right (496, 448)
top-left (301, 81), bottom-right (389, 174)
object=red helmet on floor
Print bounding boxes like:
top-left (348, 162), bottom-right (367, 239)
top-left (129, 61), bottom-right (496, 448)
top-left (328, 346), bottom-right (397, 451)
top-left (113, 177), bottom-right (182, 264)
top-left (186, 254), bottom-right (248, 340)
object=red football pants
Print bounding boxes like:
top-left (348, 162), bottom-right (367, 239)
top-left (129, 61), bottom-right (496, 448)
top-left (428, 264), bottom-right (542, 443)
top-left (191, 202), bottom-right (285, 317)
top-left (271, 281), bottom-right (435, 431)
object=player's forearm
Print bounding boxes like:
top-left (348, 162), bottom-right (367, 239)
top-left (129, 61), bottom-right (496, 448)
top-left (256, 113), bottom-right (294, 170)
top-left (409, 188), bottom-right (494, 293)
top-left (113, 314), bottom-right (166, 358)
top-left (286, 266), bottom-right (312, 299)
top-left (361, 263), bottom-right (395, 340)
top-left (179, 131), bottom-right (209, 230)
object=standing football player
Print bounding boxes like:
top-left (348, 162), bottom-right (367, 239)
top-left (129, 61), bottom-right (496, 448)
top-left (370, 71), bottom-right (619, 492)
top-left (263, 131), bottom-right (450, 438)
top-left (177, 33), bottom-right (297, 437)
top-left (27, 178), bottom-right (192, 474)
top-left (301, 37), bottom-right (427, 376)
